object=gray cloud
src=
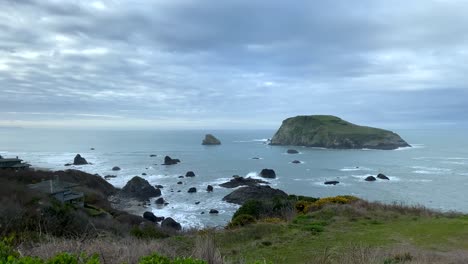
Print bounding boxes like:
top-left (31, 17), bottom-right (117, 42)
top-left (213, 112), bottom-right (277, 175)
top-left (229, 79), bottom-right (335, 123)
top-left (0, 0), bottom-right (467, 129)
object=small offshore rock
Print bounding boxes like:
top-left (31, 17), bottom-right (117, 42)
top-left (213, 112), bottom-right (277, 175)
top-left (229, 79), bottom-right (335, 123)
top-left (365, 176), bottom-right (377, 182)
top-left (188, 187), bottom-right (197, 193)
top-left (260, 169), bottom-right (276, 179)
top-left (155, 197), bottom-right (165, 205)
top-left (142, 173), bottom-right (147, 176)
top-left (178, 176), bottom-right (184, 178)
top-left (377, 173), bottom-right (390, 180)
top-left (104, 175), bottom-right (117, 180)
top-left (324, 181), bottom-right (339, 185)
top-left (209, 209), bottom-right (219, 214)
top-left (150, 154), bottom-right (157, 157)
top-left (177, 181), bottom-right (183, 185)
top-left (112, 166), bottom-right (121, 171)
top-left (195, 201), bottom-right (200, 205)
top-left (202, 134), bottom-right (221, 145)
top-left (287, 149), bottom-right (299, 154)
top-left (185, 171), bottom-right (195, 177)
top-left (291, 160), bottom-right (301, 164)
top-left (163, 156), bottom-right (180, 165)
top-left (207, 185), bottom-right (214, 192)
top-left (73, 154), bottom-right (88, 165)
top-left (155, 184), bottom-right (163, 189)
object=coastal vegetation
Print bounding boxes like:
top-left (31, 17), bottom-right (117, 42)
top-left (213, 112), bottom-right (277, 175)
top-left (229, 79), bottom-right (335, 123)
top-left (1, 169), bottom-right (467, 263)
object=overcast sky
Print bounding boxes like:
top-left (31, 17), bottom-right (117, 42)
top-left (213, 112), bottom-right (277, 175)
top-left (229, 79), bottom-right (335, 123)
top-left (0, 0), bottom-right (467, 129)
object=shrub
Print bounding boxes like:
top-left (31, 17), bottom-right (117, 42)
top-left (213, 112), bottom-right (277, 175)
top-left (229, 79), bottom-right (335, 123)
top-left (131, 225), bottom-right (169, 239)
top-left (139, 253), bottom-right (206, 264)
top-left (228, 214), bottom-right (256, 229)
top-left (232, 200), bottom-right (263, 220)
top-left (310, 196), bottom-right (359, 211)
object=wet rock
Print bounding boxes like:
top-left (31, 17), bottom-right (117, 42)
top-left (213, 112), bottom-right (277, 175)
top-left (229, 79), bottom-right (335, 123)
top-left (251, 157), bottom-right (260, 160)
top-left (377, 173), bottom-right (390, 180)
top-left (365, 176), bottom-right (377, 182)
top-left (291, 160), bottom-right (301, 164)
top-left (155, 184), bottom-right (163, 189)
top-left (143, 211), bottom-right (157, 222)
top-left (195, 201), bottom-right (200, 205)
top-left (112, 166), bottom-right (121, 171)
top-left (73, 154), bottom-right (88, 165)
top-left (155, 197), bottom-right (165, 205)
top-left (260, 169), bottom-right (276, 179)
top-left (202, 134), bottom-right (221, 145)
top-left (150, 154), bottom-right (157, 157)
top-left (163, 156), bottom-right (180, 165)
top-left (64, 163), bottom-right (72, 167)
top-left (209, 209), bottom-right (219, 214)
top-left (324, 181), bottom-right (339, 185)
top-left (185, 171), bottom-right (195, 177)
top-left (188, 187), bottom-right (197, 193)
top-left (178, 176), bottom-right (184, 178)
top-left (104, 175), bottom-right (117, 180)
top-left (177, 181), bottom-right (183, 185)
top-left (142, 173), bottom-right (147, 176)
top-left (207, 185), bottom-right (214, 192)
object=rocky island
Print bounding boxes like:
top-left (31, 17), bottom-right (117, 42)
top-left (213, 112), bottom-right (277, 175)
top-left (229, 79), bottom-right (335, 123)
top-left (202, 134), bottom-right (221, 145)
top-left (270, 115), bottom-right (410, 150)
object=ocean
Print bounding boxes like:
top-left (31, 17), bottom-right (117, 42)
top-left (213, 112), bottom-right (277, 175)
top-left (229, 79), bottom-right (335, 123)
top-left (1, 128), bottom-right (467, 229)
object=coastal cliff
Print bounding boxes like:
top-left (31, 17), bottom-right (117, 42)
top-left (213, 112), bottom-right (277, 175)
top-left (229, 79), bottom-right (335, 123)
top-left (270, 115), bottom-right (410, 150)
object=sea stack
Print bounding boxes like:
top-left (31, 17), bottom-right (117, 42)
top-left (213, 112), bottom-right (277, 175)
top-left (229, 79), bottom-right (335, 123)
top-left (202, 134), bottom-right (221, 145)
top-left (270, 115), bottom-right (410, 150)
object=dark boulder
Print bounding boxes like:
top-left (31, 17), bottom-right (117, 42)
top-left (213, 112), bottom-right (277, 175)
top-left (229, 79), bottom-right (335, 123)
top-left (150, 154), bottom-right (157, 157)
top-left (112, 166), bottom-right (121, 171)
top-left (377, 173), bottom-right (390, 180)
top-left (104, 175), bottom-right (117, 180)
top-left (202, 134), bottom-right (221, 145)
top-left (142, 173), bottom-right (147, 176)
top-left (324, 181), bottom-right (339, 185)
top-left (155, 197), bottom-right (165, 205)
top-left (223, 185), bottom-right (288, 205)
top-left (185, 171), bottom-right (195, 177)
top-left (143, 211), bottom-right (157, 222)
top-left (287, 149), bottom-right (299, 154)
top-left (121, 176), bottom-right (161, 200)
top-left (64, 163), bottom-right (72, 167)
top-left (161, 217), bottom-right (181, 231)
top-left (188, 187), bottom-right (197, 193)
top-left (251, 157), bottom-right (260, 160)
top-left (90, 148), bottom-right (95, 150)
top-left (177, 181), bottom-right (183, 185)
top-left (163, 156), bottom-right (180, 165)
top-left (209, 209), bottom-right (219, 214)
top-left (260, 169), bottom-right (276, 179)
top-left (178, 176), bottom-right (184, 178)
top-left (155, 184), bottom-right (163, 189)
top-left (73, 154), bottom-right (88, 165)
top-left (219, 177), bottom-right (269, 188)
top-left (365, 176), bottom-right (377, 182)
top-left (291, 160), bottom-right (301, 164)
top-left (195, 201), bottom-right (200, 205)
top-left (207, 185), bottom-right (214, 192)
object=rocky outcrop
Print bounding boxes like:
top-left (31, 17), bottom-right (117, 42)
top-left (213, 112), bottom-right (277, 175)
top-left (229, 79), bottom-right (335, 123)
top-left (219, 176), bottom-right (269, 188)
top-left (73, 154), bottom-right (88, 165)
top-left (155, 197), bottom-right (165, 205)
top-left (161, 217), bottom-right (181, 231)
top-left (104, 175), bottom-right (117, 180)
top-left (202, 134), bottom-right (221, 145)
top-left (377, 173), bottom-right (390, 180)
top-left (143, 211), bottom-right (164, 222)
top-left (112, 166), bottom-right (121, 171)
top-left (185, 171), bottom-right (195, 177)
top-left (287, 149), bottom-right (299, 154)
top-left (207, 185), bottom-right (214, 192)
top-left (222, 185), bottom-right (288, 205)
top-left (188, 187), bottom-right (197, 193)
top-left (163, 156), bottom-right (180, 165)
top-left (121, 176), bottom-right (161, 200)
top-left (365, 176), bottom-right (377, 182)
top-left (324, 181), bottom-right (339, 185)
top-left (260, 169), bottom-right (276, 179)
top-left (270, 115), bottom-right (410, 150)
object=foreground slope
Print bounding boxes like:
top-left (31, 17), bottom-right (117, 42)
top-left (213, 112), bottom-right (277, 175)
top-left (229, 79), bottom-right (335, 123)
top-left (270, 115), bottom-right (410, 150)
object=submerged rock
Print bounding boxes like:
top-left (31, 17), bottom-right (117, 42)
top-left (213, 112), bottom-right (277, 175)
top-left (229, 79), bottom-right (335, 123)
top-left (121, 176), bottom-right (161, 200)
top-left (287, 149), bottom-right (299, 154)
top-left (150, 154), bottom-right (157, 157)
top-left (223, 185), bottom-right (288, 205)
top-left (324, 181), bottom-right (339, 185)
top-left (270, 115), bottom-right (411, 150)
top-left (260, 169), bottom-right (276, 179)
top-left (73, 154), bottom-right (88, 165)
top-left (104, 175), bottom-right (117, 180)
top-left (112, 166), bottom-right (121, 171)
top-left (291, 160), bottom-right (301, 164)
top-left (219, 177), bottom-right (269, 188)
top-left (202, 134), bottom-right (221, 145)
top-left (377, 173), bottom-right (390, 180)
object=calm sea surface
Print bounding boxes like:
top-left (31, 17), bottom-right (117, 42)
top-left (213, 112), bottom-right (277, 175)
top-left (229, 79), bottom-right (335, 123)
top-left (1, 128), bottom-right (467, 228)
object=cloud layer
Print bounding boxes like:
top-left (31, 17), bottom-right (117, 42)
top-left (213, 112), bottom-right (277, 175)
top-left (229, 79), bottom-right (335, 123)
top-left (1, 0), bottom-right (467, 129)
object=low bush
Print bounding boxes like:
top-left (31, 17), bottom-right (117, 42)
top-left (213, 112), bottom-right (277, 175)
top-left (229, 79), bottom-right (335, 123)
top-left (131, 225), bottom-right (169, 240)
top-left (228, 214), bottom-right (256, 229)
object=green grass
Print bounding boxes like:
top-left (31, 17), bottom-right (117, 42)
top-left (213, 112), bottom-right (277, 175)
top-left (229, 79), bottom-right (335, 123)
top-left (213, 203), bottom-right (468, 263)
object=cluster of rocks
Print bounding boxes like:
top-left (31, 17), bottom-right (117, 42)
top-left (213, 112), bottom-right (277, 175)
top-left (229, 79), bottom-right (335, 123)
top-left (219, 176), bottom-right (268, 188)
top-left (324, 173), bottom-right (390, 185)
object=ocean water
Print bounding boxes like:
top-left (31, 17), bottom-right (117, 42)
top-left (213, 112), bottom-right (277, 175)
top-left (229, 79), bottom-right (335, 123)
top-left (1, 128), bottom-right (467, 229)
